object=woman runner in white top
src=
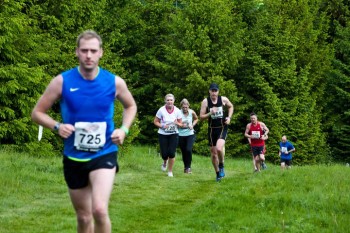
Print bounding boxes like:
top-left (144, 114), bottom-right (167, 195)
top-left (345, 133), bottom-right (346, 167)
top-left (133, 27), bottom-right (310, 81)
top-left (154, 94), bottom-right (182, 177)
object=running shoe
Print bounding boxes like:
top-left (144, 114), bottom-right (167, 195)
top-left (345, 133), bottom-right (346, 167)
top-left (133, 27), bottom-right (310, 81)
top-left (219, 167), bottom-right (225, 178)
top-left (216, 176), bottom-right (222, 182)
top-left (168, 172), bottom-right (173, 177)
top-left (161, 163), bottom-right (167, 172)
top-left (184, 168), bottom-right (192, 174)
top-left (261, 162), bottom-right (267, 170)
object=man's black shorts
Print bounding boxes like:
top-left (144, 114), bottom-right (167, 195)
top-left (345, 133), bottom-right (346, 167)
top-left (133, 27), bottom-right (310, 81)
top-left (63, 152), bottom-right (118, 189)
top-left (208, 125), bottom-right (228, 146)
top-left (251, 146), bottom-right (265, 157)
top-left (281, 158), bottom-right (292, 166)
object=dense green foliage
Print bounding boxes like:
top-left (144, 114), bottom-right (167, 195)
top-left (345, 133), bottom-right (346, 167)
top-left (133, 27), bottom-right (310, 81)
top-left (0, 0), bottom-right (349, 163)
top-left (322, 0), bottom-right (350, 163)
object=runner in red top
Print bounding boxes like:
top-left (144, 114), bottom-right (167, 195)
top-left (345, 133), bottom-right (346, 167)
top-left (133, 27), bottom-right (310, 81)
top-left (245, 112), bottom-right (269, 172)
top-left (247, 137), bottom-right (267, 171)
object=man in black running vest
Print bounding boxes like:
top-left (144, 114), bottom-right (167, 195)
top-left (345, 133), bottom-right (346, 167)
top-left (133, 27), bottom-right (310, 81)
top-left (200, 83), bottom-right (234, 181)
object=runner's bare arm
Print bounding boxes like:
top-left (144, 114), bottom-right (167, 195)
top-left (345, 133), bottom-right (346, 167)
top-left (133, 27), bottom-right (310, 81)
top-left (199, 98), bottom-right (210, 120)
top-left (223, 97), bottom-right (234, 118)
top-left (31, 75), bottom-right (62, 129)
top-left (244, 124), bottom-right (252, 138)
top-left (112, 76), bottom-right (137, 145)
top-left (261, 122), bottom-right (269, 135)
top-left (192, 110), bottom-right (199, 129)
top-left (223, 96), bottom-right (233, 124)
top-left (115, 76), bottom-right (137, 130)
top-left (260, 122), bottom-right (269, 140)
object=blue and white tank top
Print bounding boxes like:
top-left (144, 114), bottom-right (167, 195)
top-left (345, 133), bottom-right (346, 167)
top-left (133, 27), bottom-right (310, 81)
top-left (60, 67), bottom-right (118, 161)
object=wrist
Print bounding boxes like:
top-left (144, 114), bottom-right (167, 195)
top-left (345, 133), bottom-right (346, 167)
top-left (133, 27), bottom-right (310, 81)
top-left (53, 122), bottom-right (61, 131)
top-left (120, 125), bottom-right (129, 135)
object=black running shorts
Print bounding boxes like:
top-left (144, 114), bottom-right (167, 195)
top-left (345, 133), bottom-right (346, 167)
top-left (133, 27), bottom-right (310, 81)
top-left (208, 125), bottom-right (228, 147)
top-left (63, 152), bottom-right (118, 189)
top-left (281, 158), bottom-right (292, 166)
top-left (251, 146), bottom-right (265, 157)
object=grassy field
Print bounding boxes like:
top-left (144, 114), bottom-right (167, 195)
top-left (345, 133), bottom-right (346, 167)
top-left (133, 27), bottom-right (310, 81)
top-left (0, 146), bottom-right (349, 233)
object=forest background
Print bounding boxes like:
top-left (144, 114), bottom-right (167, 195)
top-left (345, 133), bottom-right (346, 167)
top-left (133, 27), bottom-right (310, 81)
top-left (0, 0), bottom-right (349, 164)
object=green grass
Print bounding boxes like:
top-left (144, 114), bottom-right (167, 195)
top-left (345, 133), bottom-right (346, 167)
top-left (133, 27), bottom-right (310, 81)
top-left (0, 146), bottom-right (349, 233)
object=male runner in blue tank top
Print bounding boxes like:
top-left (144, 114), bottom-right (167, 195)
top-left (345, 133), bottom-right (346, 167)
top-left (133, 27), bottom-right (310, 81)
top-left (31, 30), bottom-right (137, 233)
top-left (200, 83), bottom-right (234, 182)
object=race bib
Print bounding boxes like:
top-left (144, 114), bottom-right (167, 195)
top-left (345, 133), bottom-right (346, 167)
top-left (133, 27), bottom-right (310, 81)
top-left (74, 122), bottom-right (107, 152)
top-left (164, 122), bottom-right (176, 133)
top-left (251, 131), bottom-right (261, 139)
top-left (210, 106), bottom-right (224, 119)
top-left (182, 120), bottom-right (189, 128)
top-left (281, 147), bottom-right (288, 153)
